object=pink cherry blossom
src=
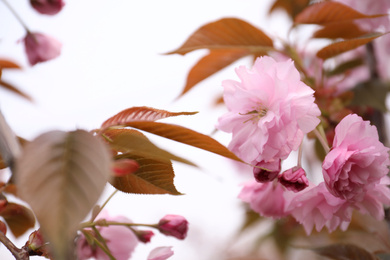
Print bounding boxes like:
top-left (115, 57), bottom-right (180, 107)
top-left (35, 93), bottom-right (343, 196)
top-left (253, 159), bottom-right (281, 182)
top-left (288, 182), bottom-right (353, 234)
top-left (30, 0), bottom-right (65, 15)
top-left (24, 32), bottom-right (62, 66)
top-left (147, 247), bottom-right (174, 260)
top-left (217, 56), bottom-right (320, 164)
top-left (278, 166), bottom-right (309, 192)
top-left (322, 114), bottom-right (390, 201)
top-left (76, 211), bottom-right (138, 260)
top-left (239, 180), bottom-right (290, 219)
top-left (158, 215), bottom-right (189, 240)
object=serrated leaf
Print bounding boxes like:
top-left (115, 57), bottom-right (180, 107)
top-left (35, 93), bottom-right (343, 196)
top-left (269, 0), bottom-right (310, 19)
top-left (15, 130), bottom-right (112, 260)
top-left (295, 2), bottom-right (385, 25)
top-left (313, 21), bottom-right (368, 39)
top-left (317, 32), bottom-right (384, 60)
top-left (312, 243), bottom-right (377, 260)
top-left (168, 18), bottom-right (273, 55)
top-left (180, 49), bottom-right (249, 96)
top-left (0, 80), bottom-right (32, 101)
top-left (101, 106), bottom-right (197, 129)
top-left (110, 154), bottom-right (180, 195)
top-left (104, 129), bottom-right (196, 166)
top-left (123, 121), bottom-right (244, 163)
top-left (0, 202), bottom-right (35, 238)
top-left (0, 59), bottom-right (20, 69)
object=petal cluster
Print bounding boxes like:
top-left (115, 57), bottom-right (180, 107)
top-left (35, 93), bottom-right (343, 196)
top-left (323, 114), bottom-right (390, 201)
top-left (76, 212), bottom-right (139, 260)
top-left (217, 56), bottom-right (320, 164)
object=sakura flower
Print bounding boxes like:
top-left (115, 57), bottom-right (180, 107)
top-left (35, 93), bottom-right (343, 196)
top-left (76, 211), bottom-right (138, 260)
top-left (24, 32), bottom-right (62, 66)
top-left (278, 166), bottom-right (309, 192)
top-left (253, 159), bottom-right (281, 182)
top-left (288, 182), bottom-right (353, 234)
top-left (322, 114), bottom-right (390, 201)
top-left (147, 246), bottom-right (174, 260)
top-left (158, 215), bottom-right (188, 240)
top-left (217, 56), bottom-right (320, 164)
top-left (239, 180), bottom-right (290, 219)
top-left (30, 0), bottom-right (65, 15)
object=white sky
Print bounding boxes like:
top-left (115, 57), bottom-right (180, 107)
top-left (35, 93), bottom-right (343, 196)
top-left (0, 1), bottom-right (295, 259)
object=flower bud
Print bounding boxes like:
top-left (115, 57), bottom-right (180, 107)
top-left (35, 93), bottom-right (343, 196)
top-left (24, 32), bottom-right (62, 66)
top-left (253, 159), bottom-right (281, 183)
top-left (24, 229), bottom-right (51, 257)
top-left (158, 215), bottom-right (188, 240)
top-left (30, 0), bottom-right (65, 15)
top-left (112, 158), bottom-right (139, 177)
top-left (278, 166), bottom-right (309, 192)
top-left (136, 230), bottom-right (154, 243)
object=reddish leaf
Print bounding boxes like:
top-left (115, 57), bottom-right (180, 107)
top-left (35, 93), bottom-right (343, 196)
top-left (313, 21), bottom-right (368, 39)
top-left (0, 80), bottom-right (32, 101)
top-left (104, 128), bottom-right (196, 166)
top-left (312, 243), bottom-right (377, 260)
top-left (0, 59), bottom-right (21, 69)
top-left (0, 202), bottom-right (35, 238)
top-left (180, 49), bottom-right (249, 96)
top-left (110, 155), bottom-right (181, 195)
top-left (269, 0), bottom-right (310, 19)
top-left (317, 32), bottom-right (384, 60)
top-left (168, 18), bottom-right (273, 55)
top-left (123, 121), bottom-right (244, 163)
top-left (102, 106), bottom-right (197, 129)
top-left (295, 2), bottom-right (385, 25)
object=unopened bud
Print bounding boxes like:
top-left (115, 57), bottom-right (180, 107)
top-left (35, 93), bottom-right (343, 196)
top-left (136, 230), bottom-right (154, 243)
top-left (253, 160), bottom-right (281, 183)
top-left (278, 166), bottom-right (309, 192)
top-left (112, 158), bottom-right (139, 177)
top-left (158, 215), bottom-right (188, 240)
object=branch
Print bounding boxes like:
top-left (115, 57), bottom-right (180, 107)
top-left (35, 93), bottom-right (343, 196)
top-left (0, 231), bottom-right (29, 260)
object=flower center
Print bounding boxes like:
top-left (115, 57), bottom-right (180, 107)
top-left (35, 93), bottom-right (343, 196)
top-left (240, 104), bottom-right (268, 123)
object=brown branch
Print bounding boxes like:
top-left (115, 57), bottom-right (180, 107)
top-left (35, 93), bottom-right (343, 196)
top-left (0, 231), bottom-right (29, 260)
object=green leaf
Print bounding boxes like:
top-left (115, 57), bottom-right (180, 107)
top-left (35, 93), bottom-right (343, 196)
top-left (15, 130), bottom-right (112, 260)
top-left (168, 18), bottom-right (273, 55)
top-left (312, 243), bottom-right (378, 260)
top-left (350, 81), bottom-right (389, 112)
top-left (104, 128), bottom-right (196, 167)
top-left (101, 106), bottom-right (197, 129)
top-left (110, 154), bottom-right (181, 195)
top-left (0, 202), bottom-right (35, 238)
top-left (317, 32), bottom-right (384, 60)
top-left (123, 121), bottom-right (244, 163)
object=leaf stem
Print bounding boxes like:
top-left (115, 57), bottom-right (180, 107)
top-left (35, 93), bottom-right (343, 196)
top-left (0, 231), bottom-right (29, 260)
top-left (91, 189), bottom-right (118, 222)
top-left (1, 0), bottom-right (31, 32)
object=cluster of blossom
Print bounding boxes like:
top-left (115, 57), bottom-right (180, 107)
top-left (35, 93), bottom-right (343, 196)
top-left (217, 56), bottom-right (390, 234)
top-left (3, 0), bottom-right (64, 66)
top-left (23, 210), bottom-right (188, 260)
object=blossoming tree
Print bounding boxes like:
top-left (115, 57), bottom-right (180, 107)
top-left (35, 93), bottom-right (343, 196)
top-left (1, 0), bottom-right (390, 260)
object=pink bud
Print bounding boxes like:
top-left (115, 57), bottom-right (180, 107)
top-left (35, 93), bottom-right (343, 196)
top-left (25, 229), bottom-right (51, 257)
top-left (147, 246), bottom-right (174, 260)
top-left (136, 230), bottom-right (154, 243)
top-left (278, 167), bottom-right (309, 192)
top-left (24, 32), bottom-right (62, 66)
top-left (158, 215), bottom-right (188, 240)
top-left (112, 158), bottom-right (139, 177)
top-left (253, 160), bottom-right (281, 183)
top-left (30, 0), bottom-right (65, 15)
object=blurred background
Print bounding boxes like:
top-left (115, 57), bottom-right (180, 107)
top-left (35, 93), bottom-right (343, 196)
top-left (0, 0), bottom-right (295, 259)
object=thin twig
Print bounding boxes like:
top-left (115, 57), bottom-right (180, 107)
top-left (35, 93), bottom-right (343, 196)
top-left (0, 231), bottom-right (29, 260)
